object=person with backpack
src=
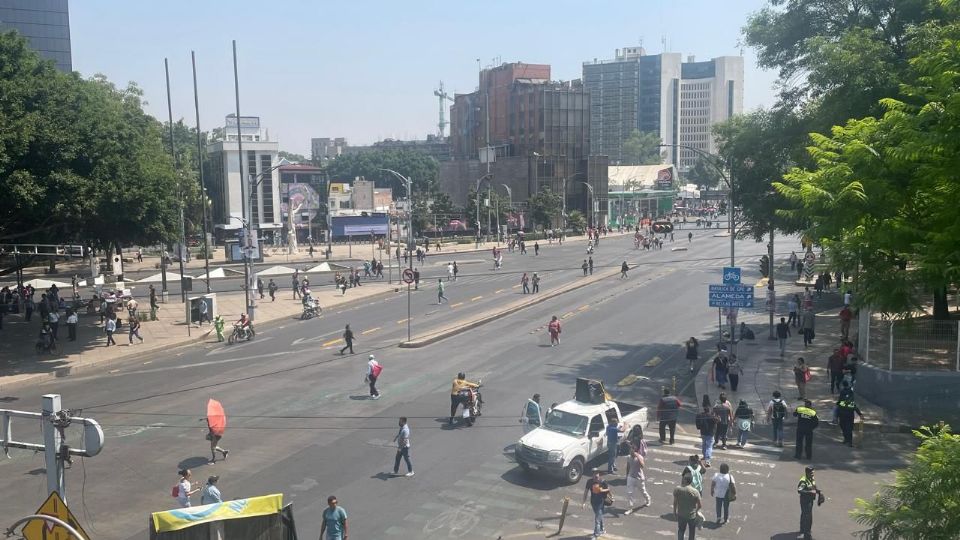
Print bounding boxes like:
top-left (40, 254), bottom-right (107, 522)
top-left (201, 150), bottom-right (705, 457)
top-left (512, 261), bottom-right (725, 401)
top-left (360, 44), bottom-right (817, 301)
top-left (695, 406), bottom-right (719, 466)
top-left (684, 337), bottom-right (699, 373)
top-left (657, 388), bottom-right (681, 444)
top-left (366, 354), bottom-right (382, 399)
top-left (766, 391), bottom-right (788, 447)
top-left (174, 469), bottom-right (201, 508)
top-left (733, 400), bottom-right (754, 448)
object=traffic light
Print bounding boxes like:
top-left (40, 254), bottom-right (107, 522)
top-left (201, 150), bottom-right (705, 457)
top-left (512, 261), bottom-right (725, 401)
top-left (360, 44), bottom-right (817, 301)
top-left (759, 255), bottom-right (770, 277)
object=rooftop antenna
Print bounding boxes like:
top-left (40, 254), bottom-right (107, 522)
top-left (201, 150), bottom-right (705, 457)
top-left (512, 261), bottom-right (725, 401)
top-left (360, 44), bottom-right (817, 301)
top-left (661, 35), bottom-right (667, 53)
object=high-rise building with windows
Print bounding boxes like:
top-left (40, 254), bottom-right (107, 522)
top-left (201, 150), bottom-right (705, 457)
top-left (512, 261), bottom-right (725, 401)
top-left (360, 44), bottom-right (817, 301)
top-left (0, 0), bottom-right (72, 71)
top-left (583, 48), bottom-right (742, 169)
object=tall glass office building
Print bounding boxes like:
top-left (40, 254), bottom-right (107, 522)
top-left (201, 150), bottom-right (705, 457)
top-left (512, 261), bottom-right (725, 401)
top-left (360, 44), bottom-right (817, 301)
top-left (0, 0), bottom-right (72, 71)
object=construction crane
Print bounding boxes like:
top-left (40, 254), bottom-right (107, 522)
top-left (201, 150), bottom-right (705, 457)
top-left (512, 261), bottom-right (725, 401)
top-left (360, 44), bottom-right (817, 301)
top-left (434, 81), bottom-right (454, 138)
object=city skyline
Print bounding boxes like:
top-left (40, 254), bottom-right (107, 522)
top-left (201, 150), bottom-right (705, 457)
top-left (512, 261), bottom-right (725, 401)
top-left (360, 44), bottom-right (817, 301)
top-left (70, 0), bottom-right (778, 156)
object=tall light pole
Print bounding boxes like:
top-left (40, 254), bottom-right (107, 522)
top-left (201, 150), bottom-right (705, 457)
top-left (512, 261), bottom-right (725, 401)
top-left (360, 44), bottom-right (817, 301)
top-left (560, 172), bottom-right (583, 231)
top-left (231, 40), bottom-right (254, 321)
top-left (501, 184), bottom-right (512, 235)
top-left (579, 181), bottom-right (595, 228)
top-left (380, 169), bottom-right (414, 341)
top-left (473, 173), bottom-right (493, 248)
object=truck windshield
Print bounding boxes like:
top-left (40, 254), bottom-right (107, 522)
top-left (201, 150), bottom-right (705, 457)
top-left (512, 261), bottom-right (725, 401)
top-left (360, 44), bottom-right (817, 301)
top-left (543, 409), bottom-right (588, 436)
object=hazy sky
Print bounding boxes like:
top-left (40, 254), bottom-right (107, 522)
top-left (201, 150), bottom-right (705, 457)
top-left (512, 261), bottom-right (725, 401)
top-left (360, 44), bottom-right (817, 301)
top-left (72, 0), bottom-right (779, 156)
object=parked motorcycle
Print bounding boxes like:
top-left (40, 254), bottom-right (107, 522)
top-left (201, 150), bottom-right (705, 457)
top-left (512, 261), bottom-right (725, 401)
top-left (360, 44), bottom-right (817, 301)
top-left (228, 323), bottom-right (255, 344)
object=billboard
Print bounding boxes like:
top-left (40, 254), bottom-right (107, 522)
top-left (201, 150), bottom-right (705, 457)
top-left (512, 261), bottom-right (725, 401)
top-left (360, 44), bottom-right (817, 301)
top-left (331, 214), bottom-right (390, 238)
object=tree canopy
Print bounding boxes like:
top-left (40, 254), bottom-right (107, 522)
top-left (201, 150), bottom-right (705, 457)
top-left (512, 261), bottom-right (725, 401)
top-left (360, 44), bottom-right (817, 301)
top-left (0, 31), bottom-right (182, 251)
top-left (528, 189), bottom-right (562, 230)
top-left (852, 424), bottom-right (960, 539)
top-left (620, 130), bottom-right (663, 166)
top-left (323, 150), bottom-right (439, 197)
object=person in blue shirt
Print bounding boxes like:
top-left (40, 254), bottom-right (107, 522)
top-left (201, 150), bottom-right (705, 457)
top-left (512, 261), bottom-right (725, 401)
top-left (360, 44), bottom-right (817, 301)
top-left (320, 495), bottom-right (348, 540)
top-left (200, 476), bottom-right (222, 505)
top-left (606, 417), bottom-right (625, 473)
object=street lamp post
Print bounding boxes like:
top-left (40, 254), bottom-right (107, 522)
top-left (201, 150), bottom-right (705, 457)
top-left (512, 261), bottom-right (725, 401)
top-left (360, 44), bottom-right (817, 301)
top-left (380, 169), bottom-right (414, 342)
top-left (473, 173), bottom-right (493, 248)
top-left (560, 172), bottom-right (583, 231)
top-left (501, 184), bottom-right (512, 235)
top-left (579, 181), bottom-right (595, 229)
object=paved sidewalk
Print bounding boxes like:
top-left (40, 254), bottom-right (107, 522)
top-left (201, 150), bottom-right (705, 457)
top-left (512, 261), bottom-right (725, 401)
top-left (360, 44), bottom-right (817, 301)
top-left (0, 281), bottom-right (398, 387)
top-left (693, 260), bottom-right (894, 437)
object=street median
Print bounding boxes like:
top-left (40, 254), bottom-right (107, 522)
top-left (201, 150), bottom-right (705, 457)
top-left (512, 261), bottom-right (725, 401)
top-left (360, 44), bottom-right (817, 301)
top-left (398, 266), bottom-right (621, 348)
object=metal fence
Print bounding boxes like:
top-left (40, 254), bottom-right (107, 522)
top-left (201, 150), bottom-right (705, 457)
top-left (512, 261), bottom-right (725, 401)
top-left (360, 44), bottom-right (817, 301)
top-left (860, 310), bottom-right (960, 371)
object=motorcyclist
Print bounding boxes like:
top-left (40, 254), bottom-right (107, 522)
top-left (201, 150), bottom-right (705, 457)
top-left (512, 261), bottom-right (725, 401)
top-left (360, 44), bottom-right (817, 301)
top-left (235, 313), bottom-right (253, 337)
top-left (449, 372), bottom-right (480, 425)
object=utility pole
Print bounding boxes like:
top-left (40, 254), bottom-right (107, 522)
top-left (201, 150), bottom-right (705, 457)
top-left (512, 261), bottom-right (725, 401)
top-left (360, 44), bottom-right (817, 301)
top-left (768, 230), bottom-right (776, 340)
top-left (191, 51), bottom-right (212, 294)
top-left (232, 40), bottom-right (255, 321)
top-left (1, 394), bottom-right (105, 504)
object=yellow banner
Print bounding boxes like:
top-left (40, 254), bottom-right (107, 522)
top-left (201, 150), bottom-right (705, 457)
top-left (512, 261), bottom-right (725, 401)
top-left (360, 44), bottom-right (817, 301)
top-left (152, 493), bottom-right (283, 533)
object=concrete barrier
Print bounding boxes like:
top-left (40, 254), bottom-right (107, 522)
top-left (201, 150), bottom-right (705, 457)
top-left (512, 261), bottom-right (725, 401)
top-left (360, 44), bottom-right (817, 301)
top-left (855, 362), bottom-right (960, 426)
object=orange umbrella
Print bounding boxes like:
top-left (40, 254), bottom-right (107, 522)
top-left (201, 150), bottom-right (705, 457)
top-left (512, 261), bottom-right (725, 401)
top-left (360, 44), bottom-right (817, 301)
top-left (206, 399), bottom-right (226, 437)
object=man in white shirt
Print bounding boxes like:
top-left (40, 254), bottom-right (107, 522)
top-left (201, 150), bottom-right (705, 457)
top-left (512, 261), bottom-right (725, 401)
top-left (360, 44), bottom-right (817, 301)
top-left (66, 310), bottom-right (78, 341)
top-left (392, 417), bottom-right (414, 476)
top-left (367, 355), bottom-right (381, 399)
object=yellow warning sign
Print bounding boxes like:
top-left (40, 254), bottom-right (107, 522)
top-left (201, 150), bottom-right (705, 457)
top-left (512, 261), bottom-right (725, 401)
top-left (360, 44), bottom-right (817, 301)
top-left (22, 491), bottom-right (90, 540)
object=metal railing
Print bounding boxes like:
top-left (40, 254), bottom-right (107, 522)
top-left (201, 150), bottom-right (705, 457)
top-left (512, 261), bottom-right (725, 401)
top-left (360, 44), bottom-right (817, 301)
top-left (862, 310), bottom-right (960, 371)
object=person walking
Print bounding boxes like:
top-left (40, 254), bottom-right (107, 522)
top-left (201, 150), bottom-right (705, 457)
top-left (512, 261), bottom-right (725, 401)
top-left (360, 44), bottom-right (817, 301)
top-left (712, 394), bottom-right (733, 450)
top-left (776, 317), bottom-right (791, 356)
top-left (413, 268), bottom-right (420, 290)
top-left (789, 250), bottom-right (798, 271)
top-left (712, 351), bottom-right (729, 390)
top-left (366, 354), bottom-right (382, 399)
top-left (104, 315), bottom-right (117, 346)
top-left (128, 316), bottom-right (144, 345)
top-left (392, 417), bottom-right (414, 476)
top-left (606, 417), bottom-right (624, 473)
top-left (548, 315), bottom-right (561, 346)
top-left (793, 357), bottom-right (810, 400)
top-left (673, 473), bottom-right (702, 540)
top-left (797, 467), bottom-right (821, 540)
top-left (801, 309), bottom-right (815, 348)
top-left (684, 337), bottom-right (699, 373)
top-left (626, 443), bottom-right (651, 509)
top-left (733, 400), bottom-right (754, 448)
top-left (839, 305), bottom-right (853, 340)
top-left (175, 469), bottom-right (201, 508)
top-left (256, 277), bottom-right (264, 299)
top-left (581, 259), bottom-right (589, 276)
top-left (200, 475), bottom-right (222, 505)
top-left (793, 400), bottom-right (819, 460)
top-left (582, 471), bottom-right (610, 538)
top-left (695, 406), bottom-right (718, 466)
top-left (765, 391), bottom-right (788, 447)
top-left (836, 396), bottom-right (864, 447)
top-left (66, 310), bottom-right (78, 341)
top-left (320, 495), bottom-right (348, 540)
top-left (47, 310), bottom-right (60, 340)
top-left (437, 279), bottom-right (447, 304)
top-left (206, 420), bottom-right (229, 464)
top-left (452, 261), bottom-right (459, 281)
top-left (588, 256), bottom-right (594, 275)
top-left (620, 261), bottom-right (629, 279)
top-left (339, 324), bottom-right (355, 355)
top-left (447, 262), bottom-right (454, 281)
top-left (268, 279), bottom-right (278, 301)
top-left (657, 388), bottom-right (681, 444)
top-left (531, 272), bottom-right (540, 293)
top-left (292, 274), bottom-right (301, 300)
top-left (796, 259), bottom-right (805, 280)
top-left (727, 354), bottom-right (743, 392)
top-left (710, 463), bottom-right (736, 525)
top-left (787, 296), bottom-right (799, 327)
top-left (688, 232), bottom-right (693, 243)
top-left (828, 349), bottom-right (845, 394)
top-left (198, 299), bottom-right (211, 325)
top-left (533, 241), bottom-right (539, 256)
top-left (520, 273), bottom-right (530, 294)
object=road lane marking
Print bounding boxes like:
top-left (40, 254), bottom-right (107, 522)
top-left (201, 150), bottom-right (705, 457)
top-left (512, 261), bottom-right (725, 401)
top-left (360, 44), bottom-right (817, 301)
top-left (451, 302), bottom-right (464, 308)
top-left (645, 356), bottom-right (662, 367)
top-left (361, 327), bottom-right (380, 335)
top-left (578, 305), bottom-right (590, 311)
top-left (511, 284), bottom-right (520, 288)
top-left (397, 318), bottom-right (408, 324)
top-left (494, 289), bottom-right (505, 294)
top-left (471, 296), bottom-right (483, 301)
top-left (323, 338), bottom-right (343, 346)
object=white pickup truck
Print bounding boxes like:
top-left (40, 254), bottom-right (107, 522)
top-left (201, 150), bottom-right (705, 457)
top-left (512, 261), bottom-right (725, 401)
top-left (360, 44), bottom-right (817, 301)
top-left (515, 379), bottom-right (648, 484)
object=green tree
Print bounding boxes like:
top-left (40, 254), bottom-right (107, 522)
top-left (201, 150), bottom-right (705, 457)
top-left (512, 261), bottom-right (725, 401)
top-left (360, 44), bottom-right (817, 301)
top-left (775, 7), bottom-right (960, 318)
top-left (0, 31), bottom-right (180, 253)
top-left (566, 210), bottom-right (587, 234)
top-left (528, 189), bottom-right (562, 230)
top-left (620, 130), bottom-right (662, 165)
top-left (851, 424), bottom-right (960, 539)
top-left (465, 190), bottom-right (508, 234)
top-left (324, 150), bottom-right (438, 196)
top-left (685, 156), bottom-right (725, 189)
top-left (278, 150), bottom-right (306, 162)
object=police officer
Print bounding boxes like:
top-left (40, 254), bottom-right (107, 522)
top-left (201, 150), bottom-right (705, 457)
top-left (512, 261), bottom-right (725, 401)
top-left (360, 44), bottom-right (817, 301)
top-left (793, 399), bottom-right (819, 460)
top-left (797, 466), bottom-right (822, 540)
top-left (836, 397), bottom-right (864, 447)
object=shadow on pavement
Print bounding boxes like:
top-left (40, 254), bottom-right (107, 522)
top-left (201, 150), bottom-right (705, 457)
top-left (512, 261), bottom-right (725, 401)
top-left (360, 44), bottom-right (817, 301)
top-left (177, 456), bottom-right (211, 470)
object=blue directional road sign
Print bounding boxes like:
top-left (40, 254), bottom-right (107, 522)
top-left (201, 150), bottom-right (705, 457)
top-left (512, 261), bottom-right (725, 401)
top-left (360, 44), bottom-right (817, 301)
top-left (709, 284), bottom-right (755, 308)
top-left (722, 267), bottom-right (741, 285)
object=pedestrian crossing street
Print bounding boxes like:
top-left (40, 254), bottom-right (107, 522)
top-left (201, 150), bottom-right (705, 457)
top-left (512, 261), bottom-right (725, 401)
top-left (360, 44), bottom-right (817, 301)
top-left (384, 430), bottom-right (783, 539)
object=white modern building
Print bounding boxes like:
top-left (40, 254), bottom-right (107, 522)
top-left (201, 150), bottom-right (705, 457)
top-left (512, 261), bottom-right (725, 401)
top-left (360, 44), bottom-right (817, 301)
top-left (583, 48), bottom-right (743, 170)
top-left (207, 115), bottom-right (282, 243)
